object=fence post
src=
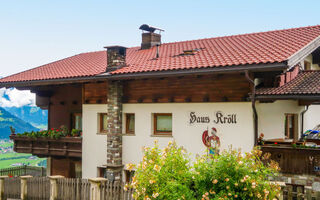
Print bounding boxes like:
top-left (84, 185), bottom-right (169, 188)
top-left (89, 178), bottom-right (107, 200)
top-left (0, 176), bottom-right (8, 200)
top-left (41, 167), bottom-right (45, 176)
top-left (49, 175), bottom-right (64, 200)
top-left (20, 175), bottom-right (32, 200)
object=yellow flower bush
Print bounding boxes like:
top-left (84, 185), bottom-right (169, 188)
top-left (128, 142), bottom-right (281, 200)
top-left (193, 147), bottom-right (281, 200)
top-left (128, 140), bottom-right (195, 200)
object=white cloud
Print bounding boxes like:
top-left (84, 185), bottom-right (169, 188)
top-left (0, 88), bottom-right (35, 107)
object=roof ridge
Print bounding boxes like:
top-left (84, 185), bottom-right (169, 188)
top-left (153, 24), bottom-right (320, 47)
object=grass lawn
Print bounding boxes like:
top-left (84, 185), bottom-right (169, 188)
top-left (0, 140), bottom-right (46, 169)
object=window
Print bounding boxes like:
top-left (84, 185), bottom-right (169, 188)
top-left (125, 113), bottom-right (135, 134)
top-left (72, 113), bottom-right (82, 130)
top-left (99, 113), bottom-right (108, 133)
top-left (153, 113), bottom-right (172, 135)
top-left (304, 61), bottom-right (311, 70)
top-left (285, 114), bottom-right (298, 140)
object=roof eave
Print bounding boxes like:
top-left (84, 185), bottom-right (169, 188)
top-left (0, 75), bottom-right (109, 88)
top-left (108, 62), bottom-right (288, 80)
top-left (0, 62), bottom-right (287, 88)
top-left (255, 94), bottom-right (320, 101)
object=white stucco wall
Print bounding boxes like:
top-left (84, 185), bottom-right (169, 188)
top-left (257, 100), bottom-right (304, 140)
top-left (82, 104), bottom-right (108, 178)
top-left (81, 101), bottom-right (307, 177)
top-left (304, 105), bottom-right (320, 131)
top-left (122, 102), bottom-right (254, 166)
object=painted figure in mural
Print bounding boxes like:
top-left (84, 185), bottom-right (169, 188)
top-left (202, 127), bottom-right (220, 156)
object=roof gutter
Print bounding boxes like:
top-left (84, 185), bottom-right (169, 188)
top-left (0, 75), bottom-right (109, 88)
top-left (0, 62), bottom-right (287, 88)
top-left (255, 95), bottom-right (320, 101)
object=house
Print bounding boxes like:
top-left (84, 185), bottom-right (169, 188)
top-left (1, 25), bottom-right (320, 182)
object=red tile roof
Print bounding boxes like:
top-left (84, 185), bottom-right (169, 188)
top-left (1, 25), bottom-right (320, 83)
top-left (0, 51), bottom-right (108, 83)
top-left (256, 70), bottom-right (320, 96)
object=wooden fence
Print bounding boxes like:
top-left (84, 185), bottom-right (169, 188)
top-left (281, 185), bottom-right (320, 200)
top-left (26, 177), bottom-right (50, 200)
top-left (6, 176), bottom-right (320, 200)
top-left (100, 181), bottom-right (134, 200)
top-left (3, 177), bottom-right (20, 199)
top-left (56, 178), bottom-right (90, 200)
top-left (0, 166), bottom-right (46, 177)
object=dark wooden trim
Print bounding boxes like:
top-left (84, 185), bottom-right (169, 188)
top-left (153, 113), bottom-right (172, 135)
top-left (125, 113), bottom-right (135, 134)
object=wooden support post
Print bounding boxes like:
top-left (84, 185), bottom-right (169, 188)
top-left (49, 175), bottom-right (64, 200)
top-left (0, 176), bottom-right (8, 200)
top-left (296, 186), bottom-right (303, 200)
top-left (89, 178), bottom-right (107, 200)
top-left (20, 175), bottom-right (32, 200)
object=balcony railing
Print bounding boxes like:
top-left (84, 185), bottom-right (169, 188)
top-left (9, 135), bottom-right (82, 158)
top-left (261, 144), bottom-right (320, 175)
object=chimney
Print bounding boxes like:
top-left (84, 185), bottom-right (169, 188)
top-left (139, 24), bottom-right (164, 50)
top-left (104, 46), bottom-right (127, 72)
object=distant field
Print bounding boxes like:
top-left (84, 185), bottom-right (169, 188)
top-left (0, 140), bottom-right (46, 169)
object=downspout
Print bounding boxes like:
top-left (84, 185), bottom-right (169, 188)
top-left (245, 70), bottom-right (258, 146)
top-left (300, 105), bottom-right (309, 139)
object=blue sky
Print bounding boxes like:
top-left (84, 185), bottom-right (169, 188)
top-left (0, 0), bottom-right (319, 77)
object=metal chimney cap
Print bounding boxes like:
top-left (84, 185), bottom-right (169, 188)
top-left (139, 24), bottom-right (164, 33)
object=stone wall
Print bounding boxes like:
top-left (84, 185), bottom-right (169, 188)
top-left (270, 173), bottom-right (320, 189)
top-left (106, 81), bottom-right (123, 180)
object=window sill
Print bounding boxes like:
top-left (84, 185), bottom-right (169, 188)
top-left (150, 134), bottom-right (173, 138)
top-left (122, 133), bottom-right (136, 136)
top-left (97, 132), bottom-right (107, 135)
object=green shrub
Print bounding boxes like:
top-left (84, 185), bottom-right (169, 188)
top-left (127, 142), bottom-right (281, 200)
top-left (126, 141), bottom-right (195, 200)
top-left (193, 147), bottom-right (280, 200)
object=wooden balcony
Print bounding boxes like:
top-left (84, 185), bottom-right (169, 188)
top-left (261, 145), bottom-right (320, 176)
top-left (9, 135), bottom-right (82, 158)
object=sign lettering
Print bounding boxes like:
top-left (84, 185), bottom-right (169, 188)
top-left (189, 111), bottom-right (237, 125)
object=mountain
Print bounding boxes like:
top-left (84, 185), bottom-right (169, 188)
top-left (4, 106), bottom-right (48, 130)
top-left (0, 107), bottom-right (39, 138)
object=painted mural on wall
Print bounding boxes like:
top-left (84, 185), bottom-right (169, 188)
top-left (189, 111), bottom-right (237, 155)
top-left (202, 127), bottom-right (220, 155)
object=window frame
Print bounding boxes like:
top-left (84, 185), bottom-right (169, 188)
top-left (284, 113), bottom-right (298, 140)
top-left (99, 113), bottom-right (108, 134)
top-left (153, 113), bottom-right (172, 135)
top-left (125, 113), bottom-right (135, 134)
top-left (71, 112), bottom-right (82, 130)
